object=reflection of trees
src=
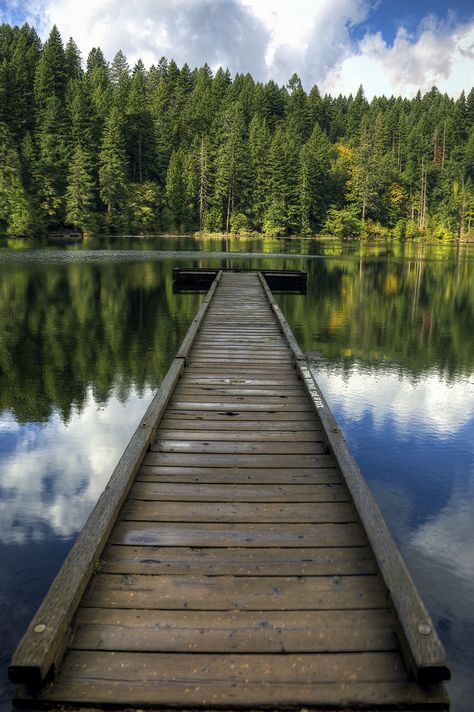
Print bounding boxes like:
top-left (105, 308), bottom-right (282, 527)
top-left (0, 261), bottom-right (202, 423)
top-left (278, 254), bottom-right (474, 378)
top-left (0, 245), bottom-right (472, 423)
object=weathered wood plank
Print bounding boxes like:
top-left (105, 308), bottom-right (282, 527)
top-left (82, 573), bottom-right (385, 610)
top-left (143, 452), bottom-right (331, 468)
top-left (175, 379), bottom-right (307, 398)
top-left (150, 439), bottom-right (326, 454)
top-left (167, 401), bottom-right (314, 412)
top-left (14, 666), bottom-right (449, 709)
top-left (166, 406), bottom-right (308, 420)
top-left (136, 465), bottom-right (341, 484)
top-left (110, 522), bottom-right (365, 548)
top-left (71, 607), bottom-right (397, 653)
top-left (153, 428), bottom-right (323, 441)
top-left (157, 417), bottom-right (320, 431)
top-left (122, 500), bottom-right (357, 523)
top-left (100, 544), bottom-right (376, 576)
top-left (129, 480), bottom-right (349, 501)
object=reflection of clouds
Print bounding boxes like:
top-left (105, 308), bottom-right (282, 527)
top-left (313, 363), bottom-right (474, 436)
top-left (407, 483), bottom-right (474, 711)
top-left (0, 387), bottom-right (153, 545)
top-left (312, 360), bottom-right (474, 710)
top-left (410, 482), bottom-right (474, 604)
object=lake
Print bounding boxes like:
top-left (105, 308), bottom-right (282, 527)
top-left (0, 235), bottom-right (473, 711)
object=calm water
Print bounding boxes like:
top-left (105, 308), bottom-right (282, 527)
top-left (0, 236), bottom-right (473, 711)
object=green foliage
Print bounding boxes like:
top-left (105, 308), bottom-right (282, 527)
top-left (230, 212), bottom-right (251, 235)
top-left (65, 144), bottom-right (95, 229)
top-left (324, 206), bottom-right (362, 238)
top-left (99, 107), bottom-right (128, 223)
top-left (1, 21), bottom-right (474, 236)
top-left (0, 122), bottom-right (33, 234)
top-left (126, 181), bottom-right (161, 232)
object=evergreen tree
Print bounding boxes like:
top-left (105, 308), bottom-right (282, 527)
top-left (65, 144), bottom-right (95, 229)
top-left (213, 101), bottom-right (246, 232)
top-left (0, 122), bottom-right (33, 235)
top-left (99, 107), bottom-right (128, 222)
top-left (34, 25), bottom-right (67, 113)
top-left (298, 125), bottom-right (335, 234)
top-left (35, 95), bottom-right (68, 225)
top-left (264, 124), bottom-right (300, 235)
top-left (248, 114), bottom-right (271, 231)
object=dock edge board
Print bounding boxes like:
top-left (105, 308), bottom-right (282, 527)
top-left (258, 271), bottom-right (450, 686)
top-left (8, 272), bottom-right (223, 686)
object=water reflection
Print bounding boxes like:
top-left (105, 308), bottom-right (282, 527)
top-left (311, 362), bottom-right (474, 712)
top-left (0, 388), bottom-right (154, 544)
top-left (0, 241), bottom-right (473, 711)
top-left (314, 364), bottom-right (474, 436)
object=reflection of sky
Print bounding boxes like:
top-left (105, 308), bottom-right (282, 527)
top-left (0, 387), bottom-right (154, 544)
top-left (0, 386), bottom-right (154, 710)
top-left (313, 362), bottom-right (474, 712)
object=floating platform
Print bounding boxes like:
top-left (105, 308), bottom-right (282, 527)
top-left (173, 267), bottom-right (307, 292)
top-left (9, 271), bottom-right (449, 709)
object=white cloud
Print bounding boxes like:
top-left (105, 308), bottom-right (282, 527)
top-left (323, 15), bottom-right (474, 98)
top-left (0, 386), bottom-right (154, 544)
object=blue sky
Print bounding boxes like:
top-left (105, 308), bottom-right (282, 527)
top-left (353, 0), bottom-right (474, 42)
top-left (1, 0), bottom-right (473, 97)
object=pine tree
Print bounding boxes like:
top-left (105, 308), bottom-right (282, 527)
top-left (165, 148), bottom-right (186, 228)
top-left (248, 115), bottom-right (271, 231)
top-left (34, 25), bottom-right (67, 113)
top-left (0, 122), bottom-right (33, 235)
top-left (298, 125), bottom-right (335, 234)
top-left (347, 115), bottom-right (382, 221)
top-left (264, 125), bottom-right (300, 235)
top-left (65, 37), bottom-right (82, 81)
top-left (197, 136), bottom-right (211, 231)
top-left (65, 144), bottom-right (95, 229)
top-left (35, 95), bottom-right (68, 225)
top-left (99, 107), bottom-right (128, 221)
top-left (286, 73), bottom-right (309, 139)
top-left (86, 47), bottom-right (107, 75)
top-left (213, 101), bottom-right (246, 232)
top-left (126, 61), bottom-right (155, 183)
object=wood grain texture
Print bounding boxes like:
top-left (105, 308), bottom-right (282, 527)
top-left (16, 651), bottom-right (448, 707)
top-left (121, 500), bottom-right (357, 523)
top-left (71, 607), bottom-right (397, 653)
top-left (81, 573), bottom-right (386, 610)
top-left (128, 480), bottom-right (350, 501)
top-left (111, 521), bottom-right (366, 547)
top-left (99, 544), bottom-right (377, 576)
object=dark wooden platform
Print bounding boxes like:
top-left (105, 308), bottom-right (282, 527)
top-left (173, 267), bottom-right (307, 292)
top-left (10, 271), bottom-right (449, 709)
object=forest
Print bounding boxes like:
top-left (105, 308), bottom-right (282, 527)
top-left (1, 23), bottom-right (474, 240)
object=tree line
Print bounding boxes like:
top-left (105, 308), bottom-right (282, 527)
top-left (1, 23), bottom-right (474, 239)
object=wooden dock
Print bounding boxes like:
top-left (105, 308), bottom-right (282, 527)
top-left (10, 271), bottom-right (449, 709)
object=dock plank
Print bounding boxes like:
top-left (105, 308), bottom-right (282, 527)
top-left (71, 608), bottom-right (397, 653)
top-left (82, 573), bottom-right (385, 610)
top-left (111, 521), bottom-right (366, 547)
top-left (99, 545), bottom-right (377, 576)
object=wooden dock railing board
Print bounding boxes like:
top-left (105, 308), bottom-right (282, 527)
top-left (11, 271), bottom-right (449, 710)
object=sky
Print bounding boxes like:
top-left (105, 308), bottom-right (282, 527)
top-left (1, 0), bottom-right (474, 98)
